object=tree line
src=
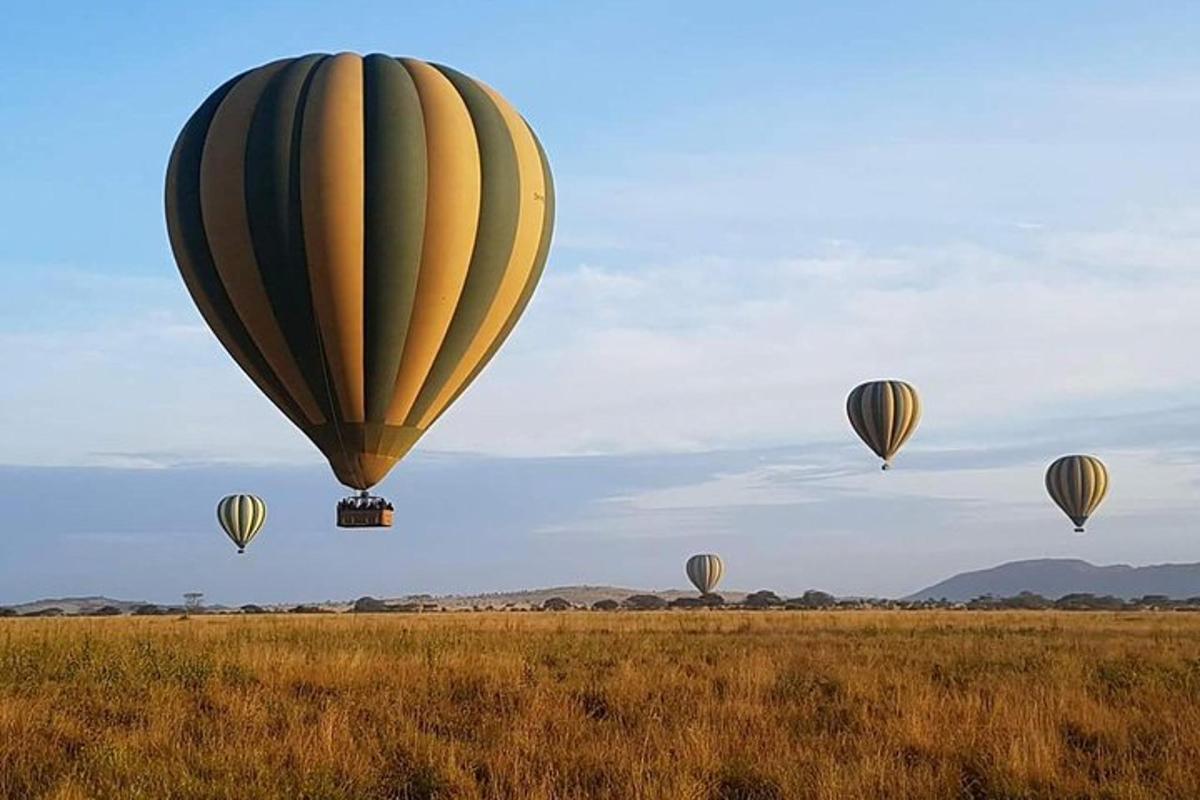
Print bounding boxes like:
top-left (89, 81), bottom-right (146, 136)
top-left (5, 590), bottom-right (1200, 618)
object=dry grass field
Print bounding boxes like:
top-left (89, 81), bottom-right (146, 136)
top-left (2, 611), bottom-right (1200, 799)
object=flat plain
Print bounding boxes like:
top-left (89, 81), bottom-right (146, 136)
top-left (2, 611), bottom-right (1200, 800)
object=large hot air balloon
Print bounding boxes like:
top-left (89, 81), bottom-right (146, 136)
top-left (217, 494), bottom-right (267, 553)
top-left (166, 53), bottom-right (554, 526)
top-left (1045, 455), bottom-right (1108, 534)
top-left (846, 380), bottom-right (921, 470)
top-left (686, 554), bottom-right (724, 595)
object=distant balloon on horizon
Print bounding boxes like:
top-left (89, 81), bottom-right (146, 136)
top-left (686, 553), bottom-right (724, 595)
top-left (1045, 455), bottom-right (1109, 534)
top-left (846, 380), bottom-right (921, 470)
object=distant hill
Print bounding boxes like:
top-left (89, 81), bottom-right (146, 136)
top-left (7, 596), bottom-right (150, 615)
top-left (907, 559), bottom-right (1200, 601)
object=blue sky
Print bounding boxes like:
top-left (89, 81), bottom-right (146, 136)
top-left (2, 2), bottom-right (1199, 603)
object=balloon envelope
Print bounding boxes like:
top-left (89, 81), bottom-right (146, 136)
top-left (1045, 455), bottom-right (1108, 533)
top-left (166, 53), bottom-right (555, 490)
top-left (686, 554), bottom-right (724, 595)
top-left (846, 380), bottom-right (921, 469)
top-left (217, 494), bottom-right (267, 553)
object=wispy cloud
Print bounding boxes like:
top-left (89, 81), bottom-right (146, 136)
top-left (435, 211), bottom-right (1200, 457)
top-left (3, 211), bottom-right (1199, 468)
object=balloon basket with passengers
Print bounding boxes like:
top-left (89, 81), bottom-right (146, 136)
top-left (337, 492), bottom-right (395, 528)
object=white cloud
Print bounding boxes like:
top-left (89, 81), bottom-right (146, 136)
top-left (530, 438), bottom-right (1200, 582)
top-left (430, 212), bottom-right (1200, 457)
top-left (2, 210), bottom-right (1198, 470)
top-left (0, 272), bottom-right (315, 467)
top-left (605, 462), bottom-right (843, 512)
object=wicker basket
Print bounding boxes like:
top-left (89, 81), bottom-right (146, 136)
top-left (337, 507), bottom-right (394, 528)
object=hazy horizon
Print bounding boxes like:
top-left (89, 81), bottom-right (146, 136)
top-left (3, 396), bottom-right (1197, 606)
top-left (2, 2), bottom-right (1199, 604)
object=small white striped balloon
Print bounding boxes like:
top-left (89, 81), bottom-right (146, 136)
top-left (686, 553), bottom-right (724, 595)
top-left (216, 494), bottom-right (267, 553)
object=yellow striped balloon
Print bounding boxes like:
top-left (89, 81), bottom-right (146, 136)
top-left (1045, 455), bottom-right (1109, 534)
top-left (217, 494), bottom-right (267, 553)
top-left (846, 380), bottom-right (921, 470)
top-left (166, 53), bottom-right (554, 490)
top-left (686, 554), bottom-right (724, 595)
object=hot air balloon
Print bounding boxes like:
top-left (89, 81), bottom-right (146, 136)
top-left (846, 380), bottom-right (921, 470)
top-left (166, 53), bottom-right (555, 527)
top-left (1045, 455), bottom-right (1108, 534)
top-left (217, 494), bottom-right (267, 553)
top-left (686, 554), bottom-right (724, 595)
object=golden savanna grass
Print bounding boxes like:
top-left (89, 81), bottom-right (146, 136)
top-left (3, 612), bottom-right (1200, 799)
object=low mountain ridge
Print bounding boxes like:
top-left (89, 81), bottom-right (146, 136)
top-left (907, 558), bottom-right (1200, 601)
top-left (7, 596), bottom-right (150, 615)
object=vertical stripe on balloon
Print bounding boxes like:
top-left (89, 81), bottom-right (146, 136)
top-left (301, 53), bottom-right (367, 425)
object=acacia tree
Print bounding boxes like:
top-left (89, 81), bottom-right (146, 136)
top-left (743, 590), bottom-right (784, 608)
top-left (183, 592), bottom-right (204, 618)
